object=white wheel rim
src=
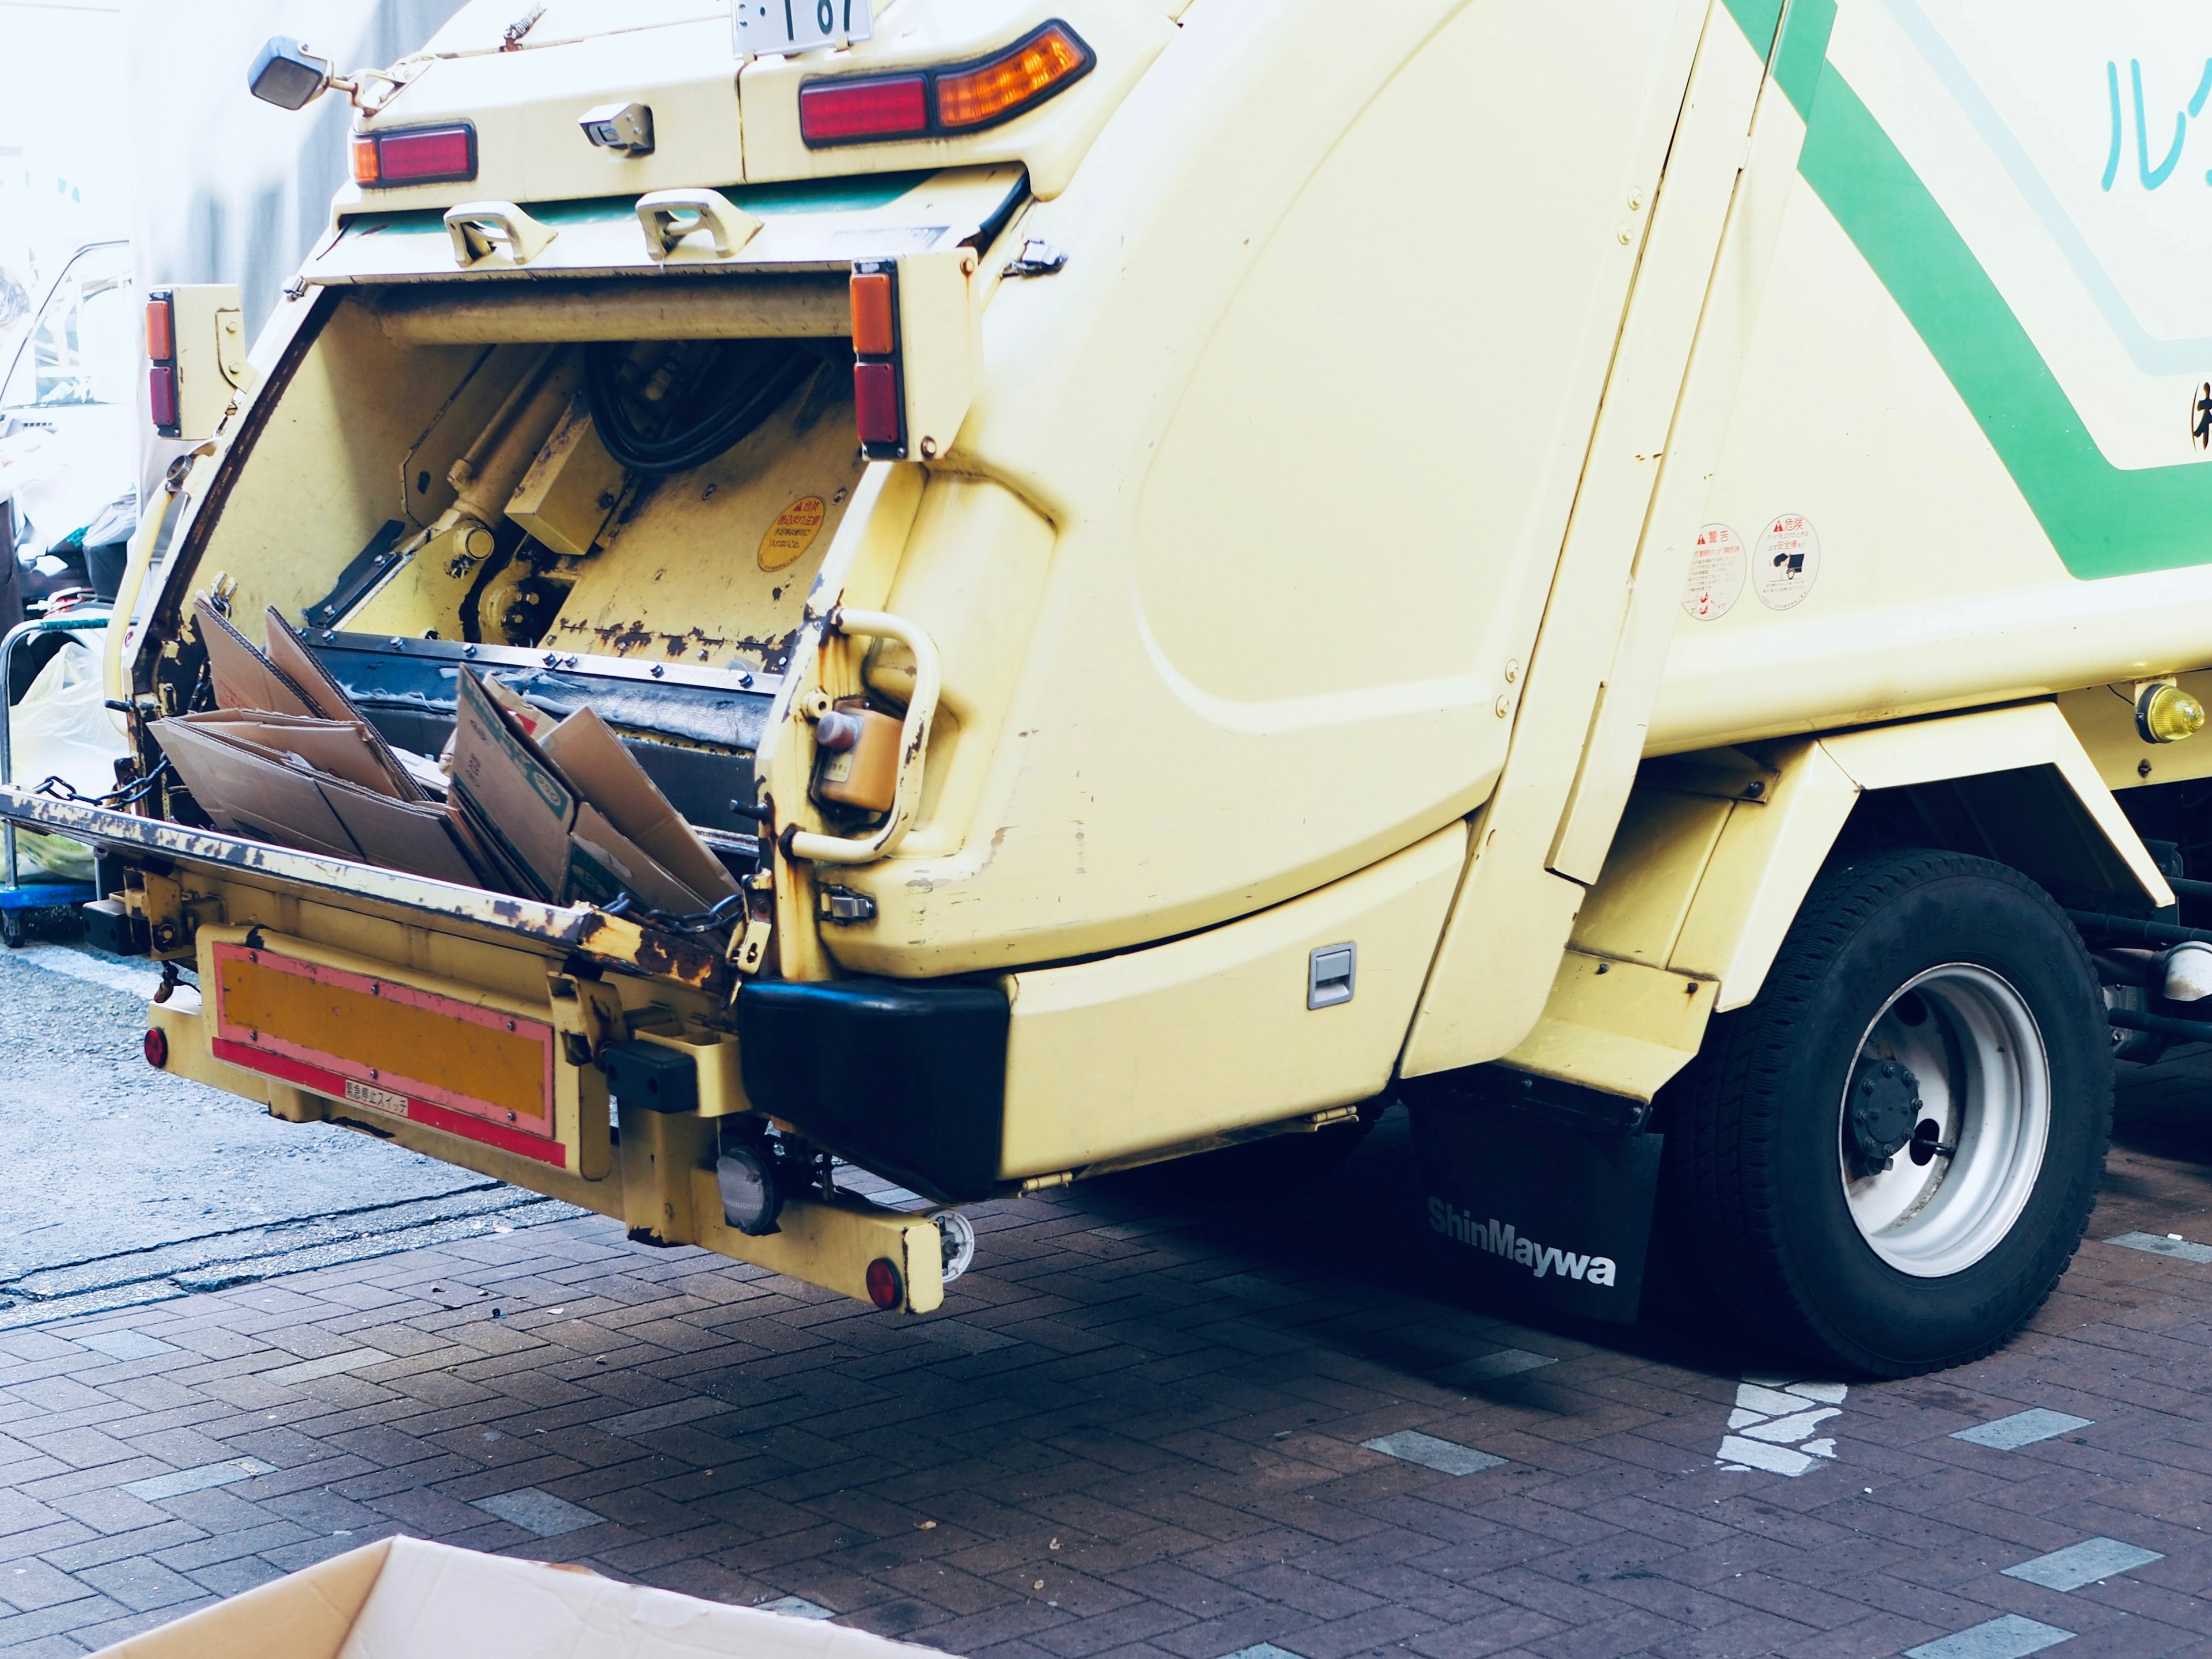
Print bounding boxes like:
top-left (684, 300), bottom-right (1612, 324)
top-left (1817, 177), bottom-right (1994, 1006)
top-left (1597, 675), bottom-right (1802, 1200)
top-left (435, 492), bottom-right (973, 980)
top-left (1836, 964), bottom-right (2050, 1278)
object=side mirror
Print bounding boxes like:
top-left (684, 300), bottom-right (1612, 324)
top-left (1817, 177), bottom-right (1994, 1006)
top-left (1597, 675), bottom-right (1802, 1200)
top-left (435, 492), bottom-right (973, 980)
top-left (248, 36), bottom-right (334, 111)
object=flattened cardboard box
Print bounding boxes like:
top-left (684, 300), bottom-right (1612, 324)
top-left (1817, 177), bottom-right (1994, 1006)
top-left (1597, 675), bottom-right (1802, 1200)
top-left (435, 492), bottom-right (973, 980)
top-left (449, 669), bottom-right (737, 915)
top-left (151, 711), bottom-right (483, 888)
top-left (91, 1534), bottom-right (952, 1659)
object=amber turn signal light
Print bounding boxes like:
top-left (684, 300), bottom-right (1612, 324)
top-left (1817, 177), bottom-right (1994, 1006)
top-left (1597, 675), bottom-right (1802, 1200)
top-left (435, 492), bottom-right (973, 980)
top-left (936, 23), bottom-right (1089, 131)
top-left (850, 270), bottom-right (896, 357)
top-left (798, 20), bottom-right (1093, 147)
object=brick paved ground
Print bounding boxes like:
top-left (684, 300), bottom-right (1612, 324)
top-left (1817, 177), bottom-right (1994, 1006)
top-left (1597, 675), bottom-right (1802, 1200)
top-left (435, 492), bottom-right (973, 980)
top-left (5, 1057), bottom-right (2212, 1658)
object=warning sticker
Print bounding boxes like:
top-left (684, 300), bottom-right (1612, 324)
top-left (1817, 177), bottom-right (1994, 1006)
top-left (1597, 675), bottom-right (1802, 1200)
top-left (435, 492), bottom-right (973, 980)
top-left (1753, 513), bottom-right (1820, 610)
top-left (758, 496), bottom-right (828, 572)
top-left (1681, 524), bottom-right (1747, 620)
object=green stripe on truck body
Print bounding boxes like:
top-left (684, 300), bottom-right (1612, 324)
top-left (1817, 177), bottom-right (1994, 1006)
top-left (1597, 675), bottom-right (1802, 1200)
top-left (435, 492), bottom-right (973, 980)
top-left (1725, 0), bottom-right (2212, 579)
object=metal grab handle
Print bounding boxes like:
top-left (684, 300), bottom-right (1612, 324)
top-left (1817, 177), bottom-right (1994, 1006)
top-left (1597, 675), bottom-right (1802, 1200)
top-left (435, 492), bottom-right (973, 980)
top-left (444, 200), bottom-right (558, 267)
top-left (784, 608), bottom-right (940, 868)
top-left (635, 188), bottom-right (761, 261)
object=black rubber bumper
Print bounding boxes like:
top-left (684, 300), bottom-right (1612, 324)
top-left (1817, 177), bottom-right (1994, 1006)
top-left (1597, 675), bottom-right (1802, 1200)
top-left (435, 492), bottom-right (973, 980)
top-left (737, 976), bottom-right (1010, 1204)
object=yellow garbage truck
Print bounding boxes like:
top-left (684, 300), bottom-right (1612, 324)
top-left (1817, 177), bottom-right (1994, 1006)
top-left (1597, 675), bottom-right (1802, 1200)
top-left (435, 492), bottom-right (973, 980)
top-left (11, 0), bottom-right (2211, 1377)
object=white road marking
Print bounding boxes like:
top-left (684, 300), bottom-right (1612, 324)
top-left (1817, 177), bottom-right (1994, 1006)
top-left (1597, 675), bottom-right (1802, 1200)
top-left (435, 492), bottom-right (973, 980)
top-left (1715, 1376), bottom-right (1847, 1476)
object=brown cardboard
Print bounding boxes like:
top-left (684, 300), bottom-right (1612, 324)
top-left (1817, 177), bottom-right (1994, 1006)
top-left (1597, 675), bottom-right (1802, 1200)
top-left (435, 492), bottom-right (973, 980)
top-left (92, 1535), bottom-right (952, 1659)
top-left (91, 1536), bottom-right (389, 1659)
top-left (263, 607), bottom-right (425, 801)
top-left (169, 710), bottom-right (407, 798)
top-left (448, 668), bottom-right (578, 900)
top-left (320, 780), bottom-right (485, 888)
top-left (152, 714), bottom-right (486, 888)
top-left (195, 596), bottom-right (317, 720)
top-left (571, 802), bottom-right (710, 916)
top-left (153, 717), bottom-right (361, 861)
top-left (449, 671), bottom-right (728, 914)
top-left (541, 706), bottom-right (740, 906)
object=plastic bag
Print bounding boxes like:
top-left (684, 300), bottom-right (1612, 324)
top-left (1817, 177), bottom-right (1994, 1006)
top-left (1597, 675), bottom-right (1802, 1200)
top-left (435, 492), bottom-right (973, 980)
top-left (9, 629), bottom-right (124, 881)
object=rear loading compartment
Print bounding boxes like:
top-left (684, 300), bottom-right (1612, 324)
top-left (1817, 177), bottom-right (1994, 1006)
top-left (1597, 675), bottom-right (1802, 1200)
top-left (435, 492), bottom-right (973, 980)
top-left (124, 166), bottom-right (1020, 918)
top-left (141, 297), bottom-right (858, 872)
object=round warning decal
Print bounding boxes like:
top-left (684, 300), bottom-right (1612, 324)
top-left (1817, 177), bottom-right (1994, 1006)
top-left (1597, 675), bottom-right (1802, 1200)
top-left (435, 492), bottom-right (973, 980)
top-left (1681, 523), bottom-right (1747, 620)
top-left (758, 496), bottom-right (827, 571)
top-left (1753, 513), bottom-right (1820, 610)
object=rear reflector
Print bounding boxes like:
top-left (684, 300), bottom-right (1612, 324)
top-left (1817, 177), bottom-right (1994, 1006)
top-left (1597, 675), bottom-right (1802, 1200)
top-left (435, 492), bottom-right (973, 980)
top-left (142, 1027), bottom-right (169, 1070)
top-left (854, 361), bottom-right (901, 448)
top-left (936, 23), bottom-right (1090, 130)
top-left (865, 1256), bottom-right (902, 1310)
top-left (355, 122), bottom-right (477, 187)
top-left (148, 365), bottom-right (179, 434)
top-left (799, 74), bottom-right (927, 144)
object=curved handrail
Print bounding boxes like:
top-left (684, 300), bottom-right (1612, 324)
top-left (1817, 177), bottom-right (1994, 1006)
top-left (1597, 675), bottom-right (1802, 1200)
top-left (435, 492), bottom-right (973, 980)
top-left (783, 607), bottom-right (940, 867)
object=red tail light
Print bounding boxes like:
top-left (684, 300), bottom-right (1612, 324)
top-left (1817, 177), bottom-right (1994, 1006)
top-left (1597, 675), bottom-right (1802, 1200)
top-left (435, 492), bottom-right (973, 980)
top-left (800, 74), bottom-right (927, 144)
top-left (850, 260), bottom-right (904, 457)
top-left (800, 21), bottom-right (1092, 148)
top-left (149, 365), bottom-right (180, 434)
top-left (143, 1027), bottom-right (169, 1070)
top-left (354, 122), bottom-right (478, 187)
top-left (854, 362), bottom-right (900, 447)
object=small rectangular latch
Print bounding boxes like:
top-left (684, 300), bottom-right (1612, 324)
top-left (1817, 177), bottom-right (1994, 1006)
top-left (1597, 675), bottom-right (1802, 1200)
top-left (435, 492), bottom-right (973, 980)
top-left (1308, 942), bottom-right (1356, 1010)
top-left (818, 884), bottom-right (878, 925)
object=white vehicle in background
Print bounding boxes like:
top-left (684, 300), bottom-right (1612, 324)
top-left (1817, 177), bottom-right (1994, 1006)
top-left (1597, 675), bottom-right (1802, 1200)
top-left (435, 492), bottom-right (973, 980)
top-left (0, 239), bottom-right (137, 609)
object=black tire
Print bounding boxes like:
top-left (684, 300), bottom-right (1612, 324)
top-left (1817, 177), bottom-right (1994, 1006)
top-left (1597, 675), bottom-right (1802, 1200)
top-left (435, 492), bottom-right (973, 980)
top-left (1668, 849), bottom-right (2109, 1377)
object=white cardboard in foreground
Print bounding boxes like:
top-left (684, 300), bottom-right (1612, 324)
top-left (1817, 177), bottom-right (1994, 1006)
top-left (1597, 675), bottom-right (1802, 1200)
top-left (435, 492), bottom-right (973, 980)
top-left (92, 1536), bottom-right (949, 1659)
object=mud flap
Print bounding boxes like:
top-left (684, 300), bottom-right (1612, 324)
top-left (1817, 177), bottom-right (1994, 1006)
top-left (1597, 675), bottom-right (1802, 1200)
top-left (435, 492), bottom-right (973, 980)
top-left (1407, 1074), bottom-right (1664, 1324)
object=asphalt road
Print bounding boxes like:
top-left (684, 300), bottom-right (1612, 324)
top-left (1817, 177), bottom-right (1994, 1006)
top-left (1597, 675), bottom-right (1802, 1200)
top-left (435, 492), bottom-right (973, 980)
top-left (0, 943), bottom-right (575, 1330)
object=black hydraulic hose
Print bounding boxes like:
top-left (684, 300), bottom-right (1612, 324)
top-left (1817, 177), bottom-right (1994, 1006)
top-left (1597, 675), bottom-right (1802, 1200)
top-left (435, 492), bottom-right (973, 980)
top-left (582, 339), bottom-right (820, 476)
top-left (2067, 909), bottom-right (2212, 950)
top-left (2108, 1006), bottom-right (2212, 1041)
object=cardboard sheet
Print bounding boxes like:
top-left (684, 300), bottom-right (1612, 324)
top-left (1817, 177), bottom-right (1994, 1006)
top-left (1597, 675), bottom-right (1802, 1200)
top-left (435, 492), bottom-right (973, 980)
top-left (195, 597), bottom-right (318, 721)
top-left (171, 620), bottom-right (733, 914)
top-left (449, 669), bottom-right (578, 900)
top-left (153, 717), bottom-right (361, 861)
top-left (93, 1535), bottom-right (952, 1659)
top-left (449, 671), bottom-right (729, 914)
top-left (169, 710), bottom-right (407, 798)
top-left (541, 707), bottom-right (740, 906)
top-left (153, 714), bottom-right (484, 888)
top-left (570, 803), bottom-right (707, 916)
top-left (264, 607), bottom-right (424, 801)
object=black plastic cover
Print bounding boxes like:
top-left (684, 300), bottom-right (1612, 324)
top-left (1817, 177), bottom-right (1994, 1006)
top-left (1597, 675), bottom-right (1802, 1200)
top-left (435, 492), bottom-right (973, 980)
top-left (737, 976), bottom-right (1009, 1204)
top-left (603, 1039), bottom-right (699, 1114)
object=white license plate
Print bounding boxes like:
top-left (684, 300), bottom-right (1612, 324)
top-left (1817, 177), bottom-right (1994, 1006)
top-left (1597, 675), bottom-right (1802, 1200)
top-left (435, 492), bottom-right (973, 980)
top-left (733, 0), bottom-right (873, 55)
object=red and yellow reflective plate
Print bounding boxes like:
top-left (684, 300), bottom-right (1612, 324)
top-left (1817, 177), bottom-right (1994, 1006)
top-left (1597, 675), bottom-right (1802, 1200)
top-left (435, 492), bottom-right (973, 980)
top-left (209, 941), bottom-right (563, 1167)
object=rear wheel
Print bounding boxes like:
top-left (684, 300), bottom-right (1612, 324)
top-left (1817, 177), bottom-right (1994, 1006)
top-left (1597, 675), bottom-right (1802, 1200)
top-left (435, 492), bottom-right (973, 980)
top-left (1670, 850), bottom-right (2109, 1376)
